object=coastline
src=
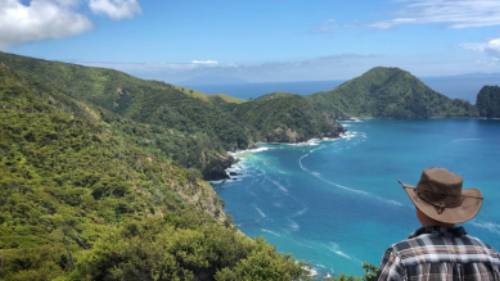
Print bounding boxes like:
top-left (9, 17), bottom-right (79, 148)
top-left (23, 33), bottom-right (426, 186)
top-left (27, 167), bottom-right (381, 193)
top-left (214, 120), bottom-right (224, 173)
top-left (211, 129), bottom-right (356, 184)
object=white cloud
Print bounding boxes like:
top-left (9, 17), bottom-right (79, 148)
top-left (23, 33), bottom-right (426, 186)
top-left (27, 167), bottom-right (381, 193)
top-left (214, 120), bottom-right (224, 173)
top-left (371, 0), bottom-right (500, 29)
top-left (89, 0), bottom-right (141, 20)
top-left (191, 60), bottom-right (219, 66)
top-left (82, 54), bottom-right (383, 84)
top-left (462, 38), bottom-right (500, 61)
top-left (0, 0), bottom-right (92, 48)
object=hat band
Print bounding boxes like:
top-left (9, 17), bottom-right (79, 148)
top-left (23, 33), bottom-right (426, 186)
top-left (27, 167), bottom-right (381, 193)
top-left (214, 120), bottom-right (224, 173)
top-left (416, 190), bottom-right (463, 214)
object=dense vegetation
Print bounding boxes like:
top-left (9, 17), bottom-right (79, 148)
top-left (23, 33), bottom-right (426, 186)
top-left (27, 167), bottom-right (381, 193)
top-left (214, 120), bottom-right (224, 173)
top-left (0, 63), bottom-right (310, 280)
top-left (309, 67), bottom-right (477, 118)
top-left (1, 51), bottom-right (487, 281)
top-left (476, 85), bottom-right (500, 118)
top-left (0, 52), bottom-right (344, 180)
top-left (234, 93), bottom-right (343, 142)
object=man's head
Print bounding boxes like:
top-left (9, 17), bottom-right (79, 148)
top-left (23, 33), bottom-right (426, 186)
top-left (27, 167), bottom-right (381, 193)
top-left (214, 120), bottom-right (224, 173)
top-left (400, 168), bottom-right (483, 225)
top-left (416, 207), bottom-right (453, 227)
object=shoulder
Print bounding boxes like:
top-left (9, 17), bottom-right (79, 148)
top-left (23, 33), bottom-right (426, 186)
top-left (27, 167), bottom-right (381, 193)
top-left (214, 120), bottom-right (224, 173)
top-left (465, 235), bottom-right (500, 256)
top-left (389, 235), bottom-right (426, 255)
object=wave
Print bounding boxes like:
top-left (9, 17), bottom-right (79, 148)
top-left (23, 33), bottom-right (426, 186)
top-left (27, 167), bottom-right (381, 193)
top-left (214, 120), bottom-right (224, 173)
top-left (302, 265), bottom-right (318, 277)
top-left (261, 228), bottom-right (282, 237)
top-left (298, 156), bottom-right (402, 207)
top-left (470, 220), bottom-right (500, 236)
top-left (291, 207), bottom-right (309, 218)
top-left (340, 131), bottom-right (366, 141)
top-left (311, 170), bottom-right (403, 207)
top-left (228, 146), bottom-right (271, 159)
top-left (287, 218), bottom-right (300, 231)
top-left (339, 117), bottom-right (364, 123)
top-left (326, 242), bottom-right (357, 262)
top-left (267, 178), bottom-right (289, 193)
top-left (285, 137), bottom-right (341, 147)
top-left (297, 130), bottom-right (401, 207)
top-left (254, 206), bottom-right (267, 218)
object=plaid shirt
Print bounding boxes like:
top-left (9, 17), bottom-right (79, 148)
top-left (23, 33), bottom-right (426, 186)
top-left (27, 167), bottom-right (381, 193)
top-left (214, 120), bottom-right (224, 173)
top-left (378, 226), bottom-right (500, 281)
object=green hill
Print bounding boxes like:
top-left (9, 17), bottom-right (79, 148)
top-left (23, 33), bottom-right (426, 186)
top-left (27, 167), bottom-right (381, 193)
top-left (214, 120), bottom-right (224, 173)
top-left (476, 85), bottom-right (500, 118)
top-left (310, 67), bottom-right (477, 118)
top-left (235, 92), bottom-right (343, 142)
top-left (0, 62), bottom-right (306, 280)
top-left (1, 52), bottom-right (477, 281)
top-left (0, 52), bottom-right (344, 180)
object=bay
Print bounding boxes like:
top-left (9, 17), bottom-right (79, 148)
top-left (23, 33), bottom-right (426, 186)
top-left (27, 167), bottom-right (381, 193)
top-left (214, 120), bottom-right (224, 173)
top-left (212, 119), bottom-right (500, 277)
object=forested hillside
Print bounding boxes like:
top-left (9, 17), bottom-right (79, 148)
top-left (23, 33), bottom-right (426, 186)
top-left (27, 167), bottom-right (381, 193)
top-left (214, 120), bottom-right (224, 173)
top-left (309, 67), bottom-right (477, 118)
top-left (0, 52), bottom-right (344, 180)
top-left (0, 52), bottom-right (482, 281)
top-left (0, 62), bottom-right (306, 281)
top-left (476, 85), bottom-right (500, 118)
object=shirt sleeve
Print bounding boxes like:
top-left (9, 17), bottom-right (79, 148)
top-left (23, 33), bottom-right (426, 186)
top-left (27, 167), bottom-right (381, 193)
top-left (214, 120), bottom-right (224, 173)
top-left (377, 247), bottom-right (406, 281)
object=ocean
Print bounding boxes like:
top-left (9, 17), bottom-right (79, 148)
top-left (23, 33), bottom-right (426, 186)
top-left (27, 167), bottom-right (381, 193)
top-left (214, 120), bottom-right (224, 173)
top-left (184, 74), bottom-right (499, 102)
top-left (212, 119), bottom-right (500, 277)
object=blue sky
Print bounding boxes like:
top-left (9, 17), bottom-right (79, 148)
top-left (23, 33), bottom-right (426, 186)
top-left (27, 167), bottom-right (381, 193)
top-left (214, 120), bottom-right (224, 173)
top-left (2, 0), bottom-right (500, 83)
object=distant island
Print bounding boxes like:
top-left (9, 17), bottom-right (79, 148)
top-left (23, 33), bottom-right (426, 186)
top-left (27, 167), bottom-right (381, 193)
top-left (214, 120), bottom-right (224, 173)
top-left (0, 51), bottom-right (497, 280)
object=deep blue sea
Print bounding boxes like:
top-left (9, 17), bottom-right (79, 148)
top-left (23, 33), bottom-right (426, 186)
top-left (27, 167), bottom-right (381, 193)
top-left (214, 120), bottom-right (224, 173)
top-left (185, 74), bottom-right (499, 102)
top-left (184, 80), bottom-right (343, 100)
top-left (212, 119), bottom-right (500, 277)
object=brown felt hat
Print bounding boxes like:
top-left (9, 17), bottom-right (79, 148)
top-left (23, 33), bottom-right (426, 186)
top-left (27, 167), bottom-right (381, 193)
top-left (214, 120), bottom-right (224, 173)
top-left (400, 168), bottom-right (483, 224)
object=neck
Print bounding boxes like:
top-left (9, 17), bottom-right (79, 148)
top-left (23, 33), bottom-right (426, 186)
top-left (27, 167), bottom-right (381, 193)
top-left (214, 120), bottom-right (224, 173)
top-left (416, 209), bottom-right (454, 228)
top-left (421, 222), bottom-right (454, 228)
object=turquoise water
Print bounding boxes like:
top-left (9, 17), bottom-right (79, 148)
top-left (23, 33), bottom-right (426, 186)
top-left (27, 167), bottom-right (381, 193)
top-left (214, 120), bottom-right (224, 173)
top-left (212, 119), bottom-right (500, 277)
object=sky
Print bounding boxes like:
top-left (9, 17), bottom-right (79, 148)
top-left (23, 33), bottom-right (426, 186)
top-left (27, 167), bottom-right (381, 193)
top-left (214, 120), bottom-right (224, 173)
top-left (2, 0), bottom-right (500, 84)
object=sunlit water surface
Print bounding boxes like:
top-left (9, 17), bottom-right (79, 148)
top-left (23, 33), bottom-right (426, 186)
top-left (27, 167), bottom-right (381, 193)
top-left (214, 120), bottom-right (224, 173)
top-left (212, 119), bottom-right (500, 277)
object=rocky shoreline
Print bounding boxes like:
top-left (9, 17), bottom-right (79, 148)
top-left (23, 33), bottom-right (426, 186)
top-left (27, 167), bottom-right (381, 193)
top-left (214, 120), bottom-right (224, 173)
top-left (207, 125), bottom-right (349, 183)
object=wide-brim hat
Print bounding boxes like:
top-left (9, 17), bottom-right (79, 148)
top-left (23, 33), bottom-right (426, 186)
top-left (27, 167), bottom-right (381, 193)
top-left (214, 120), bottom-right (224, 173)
top-left (400, 168), bottom-right (483, 224)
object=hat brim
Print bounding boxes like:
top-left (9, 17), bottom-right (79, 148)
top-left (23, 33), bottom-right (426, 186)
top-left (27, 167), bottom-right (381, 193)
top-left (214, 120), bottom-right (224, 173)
top-left (400, 183), bottom-right (483, 224)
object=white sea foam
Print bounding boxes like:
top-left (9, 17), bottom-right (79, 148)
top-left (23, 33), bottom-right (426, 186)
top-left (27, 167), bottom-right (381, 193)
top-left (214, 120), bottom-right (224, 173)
top-left (297, 130), bottom-right (402, 207)
top-left (209, 179), bottom-right (226, 185)
top-left (339, 117), bottom-right (364, 123)
top-left (470, 220), bottom-right (500, 236)
top-left (327, 242), bottom-right (354, 261)
top-left (316, 172), bottom-right (403, 207)
top-left (291, 207), bottom-right (309, 217)
top-left (268, 178), bottom-right (289, 193)
top-left (254, 206), bottom-right (267, 218)
top-left (298, 152), bottom-right (403, 207)
top-left (228, 146), bottom-right (271, 158)
top-left (340, 131), bottom-right (366, 141)
top-left (286, 138), bottom-right (321, 147)
top-left (285, 137), bottom-right (339, 147)
top-left (261, 228), bottom-right (281, 237)
top-left (287, 218), bottom-right (300, 231)
top-left (302, 265), bottom-right (318, 277)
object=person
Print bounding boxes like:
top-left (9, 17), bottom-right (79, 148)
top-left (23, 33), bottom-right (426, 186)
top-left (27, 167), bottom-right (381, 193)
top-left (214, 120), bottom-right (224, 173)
top-left (378, 167), bottom-right (500, 281)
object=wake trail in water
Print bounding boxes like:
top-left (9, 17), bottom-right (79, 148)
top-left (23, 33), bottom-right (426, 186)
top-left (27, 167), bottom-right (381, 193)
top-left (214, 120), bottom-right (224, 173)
top-left (254, 206), bottom-right (267, 218)
top-left (298, 132), bottom-right (403, 207)
top-left (326, 242), bottom-right (361, 263)
top-left (261, 228), bottom-right (282, 237)
top-left (470, 220), bottom-right (500, 236)
top-left (267, 178), bottom-right (289, 193)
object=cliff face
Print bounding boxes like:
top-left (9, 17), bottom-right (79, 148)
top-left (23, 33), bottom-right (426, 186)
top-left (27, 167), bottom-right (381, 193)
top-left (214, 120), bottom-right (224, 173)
top-left (476, 85), bottom-right (500, 118)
